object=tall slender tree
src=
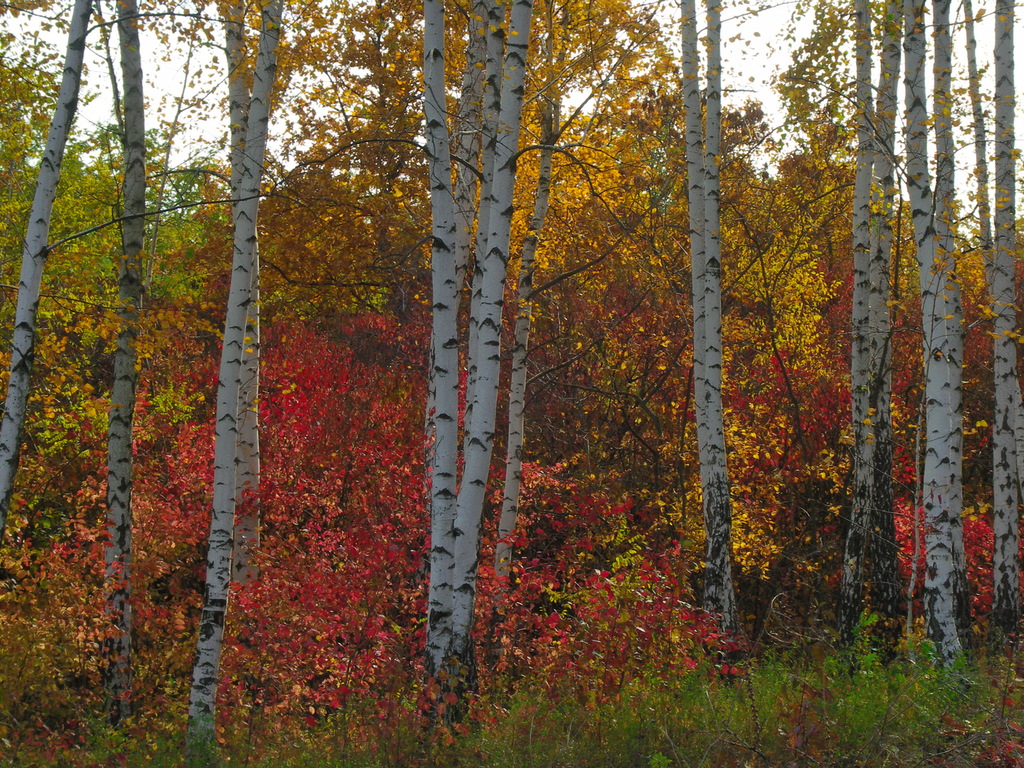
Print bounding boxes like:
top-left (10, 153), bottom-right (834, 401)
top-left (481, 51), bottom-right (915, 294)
top-left (840, 0), bottom-right (903, 649)
top-left (839, 0), bottom-right (875, 648)
top-left (990, 0), bottom-right (1018, 638)
top-left (449, 0), bottom-right (535, 684)
top-left (424, 0), bottom-right (535, 689)
top-left (187, 0), bottom-right (283, 752)
top-left (931, 0), bottom-right (970, 647)
top-left (103, 0), bottom-right (146, 725)
top-left (423, 0), bottom-right (462, 681)
top-left (496, 96), bottom-right (557, 583)
top-left (681, 0), bottom-right (737, 634)
top-left (225, 0), bottom-right (261, 586)
top-left (903, 0), bottom-right (963, 664)
top-left (0, 0), bottom-right (93, 540)
top-left (864, 0), bottom-right (903, 644)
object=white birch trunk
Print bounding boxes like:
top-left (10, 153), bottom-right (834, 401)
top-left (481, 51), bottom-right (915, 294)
top-left (232, 251), bottom-right (260, 584)
top-left (839, 0), bottom-right (874, 647)
top-left (423, 0), bottom-right (485, 498)
top-left (224, 0), bottom-right (261, 586)
top-left (865, 0), bottom-right (902, 637)
top-left (695, 0), bottom-right (737, 633)
top-left (0, 0), bottom-right (93, 539)
top-left (495, 96), bottom-right (557, 582)
top-left (964, 0), bottom-right (992, 254)
top-left (103, 0), bottom-right (145, 725)
top-left (931, 0), bottom-right (970, 645)
top-left (187, 0), bottom-right (282, 749)
top-left (423, 0), bottom-right (461, 679)
top-left (990, 0), bottom-right (1018, 637)
top-left (462, 0), bottom-right (505, 457)
top-left (681, 0), bottom-right (704, 389)
top-left (903, 0), bottom-right (962, 664)
top-left (448, 0), bottom-right (534, 679)
top-left (453, 0), bottom-right (487, 286)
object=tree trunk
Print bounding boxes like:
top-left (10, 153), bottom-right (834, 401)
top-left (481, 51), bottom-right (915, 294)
top-left (839, 0), bottom-right (874, 648)
top-left (423, 0), bottom-right (485, 505)
top-left (224, 0), bottom-right (261, 586)
top-left (232, 251), bottom-right (260, 584)
top-left (462, 0), bottom-right (506, 461)
top-left (0, 0), bottom-right (93, 540)
top-left (448, 0), bottom-right (535, 684)
top-left (930, 0), bottom-right (970, 647)
top-left (990, 0), bottom-right (1018, 639)
top-left (903, 0), bottom-right (963, 665)
top-left (683, 0), bottom-right (737, 635)
top-left (103, 0), bottom-right (145, 725)
top-left (423, 0), bottom-right (461, 681)
top-left (496, 94), bottom-right (557, 582)
top-left (187, 0), bottom-right (283, 753)
top-left (864, 0), bottom-right (903, 645)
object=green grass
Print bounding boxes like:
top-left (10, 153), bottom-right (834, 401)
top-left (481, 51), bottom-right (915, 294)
top-left (7, 650), bottom-right (1024, 768)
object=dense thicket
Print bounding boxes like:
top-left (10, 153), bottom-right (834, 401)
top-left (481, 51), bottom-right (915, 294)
top-left (0, 0), bottom-right (1020, 762)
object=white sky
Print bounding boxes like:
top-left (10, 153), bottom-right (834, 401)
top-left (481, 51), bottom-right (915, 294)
top-left (10, 0), bottom-right (1024, 182)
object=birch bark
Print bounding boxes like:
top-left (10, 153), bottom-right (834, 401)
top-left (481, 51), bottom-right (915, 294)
top-left (864, 0), bottom-right (902, 641)
top-left (224, 0), bottom-right (261, 586)
top-left (903, 0), bottom-right (963, 664)
top-left (839, 0), bottom-right (874, 647)
top-left (931, 0), bottom-right (970, 646)
top-left (187, 0), bottom-right (283, 750)
top-left (423, 0), bottom-right (461, 679)
top-left (462, 0), bottom-right (505, 456)
top-left (449, 0), bottom-right (535, 682)
top-left (963, 0), bottom-right (992, 254)
top-left (990, 0), bottom-right (1018, 638)
top-left (496, 95), bottom-right (557, 582)
top-left (0, 0), bottom-right (93, 539)
top-left (103, 0), bottom-right (145, 724)
top-left (682, 0), bottom-right (737, 634)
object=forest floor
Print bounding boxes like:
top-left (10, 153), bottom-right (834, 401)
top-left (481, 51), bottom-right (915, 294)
top-left (8, 648), bottom-right (1024, 768)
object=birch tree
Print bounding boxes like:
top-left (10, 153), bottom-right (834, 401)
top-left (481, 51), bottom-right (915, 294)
top-left (187, 0), bottom-right (283, 751)
top-left (103, 0), bottom-right (145, 725)
top-left (681, 0), bottom-right (737, 634)
top-left (931, 0), bottom-right (970, 646)
top-left (840, 0), bottom-right (903, 648)
top-left (225, 0), bottom-right (261, 586)
top-left (989, 0), bottom-right (1018, 638)
top-left (839, 0), bottom-right (875, 647)
top-left (0, 0), bottom-right (93, 540)
top-left (864, 0), bottom-right (902, 642)
top-left (495, 97), bottom-right (557, 583)
top-left (423, 0), bottom-right (462, 681)
top-left (424, 0), bottom-right (535, 689)
top-left (903, 0), bottom-right (963, 664)
top-left (450, 0), bottom-right (534, 684)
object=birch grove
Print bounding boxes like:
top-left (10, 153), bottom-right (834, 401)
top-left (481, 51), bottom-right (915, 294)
top-left (8, 0), bottom-right (1024, 755)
